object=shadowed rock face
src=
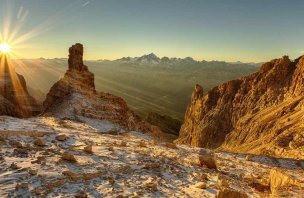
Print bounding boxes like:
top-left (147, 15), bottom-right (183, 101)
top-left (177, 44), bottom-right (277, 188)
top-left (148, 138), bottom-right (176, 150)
top-left (0, 54), bottom-right (40, 117)
top-left (68, 43), bottom-right (87, 72)
top-left (176, 55), bottom-right (304, 159)
top-left (145, 112), bottom-right (182, 137)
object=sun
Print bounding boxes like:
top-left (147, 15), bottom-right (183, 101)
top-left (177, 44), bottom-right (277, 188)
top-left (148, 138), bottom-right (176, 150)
top-left (0, 43), bottom-right (10, 53)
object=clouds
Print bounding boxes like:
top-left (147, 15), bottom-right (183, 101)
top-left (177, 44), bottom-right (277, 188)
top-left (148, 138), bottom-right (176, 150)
top-left (17, 6), bottom-right (29, 22)
top-left (83, 1), bottom-right (90, 7)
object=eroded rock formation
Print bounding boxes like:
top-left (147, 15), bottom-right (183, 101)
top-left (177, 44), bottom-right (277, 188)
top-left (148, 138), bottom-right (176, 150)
top-left (43, 43), bottom-right (164, 138)
top-left (176, 55), bottom-right (304, 159)
top-left (0, 54), bottom-right (40, 117)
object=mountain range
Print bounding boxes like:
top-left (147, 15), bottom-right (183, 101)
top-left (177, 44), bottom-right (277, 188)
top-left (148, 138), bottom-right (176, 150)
top-left (12, 54), bottom-right (259, 120)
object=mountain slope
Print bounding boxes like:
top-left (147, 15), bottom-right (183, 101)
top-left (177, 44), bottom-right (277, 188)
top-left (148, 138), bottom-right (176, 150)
top-left (0, 116), bottom-right (303, 197)
top-left (176, 55), bottom-right (304, 159)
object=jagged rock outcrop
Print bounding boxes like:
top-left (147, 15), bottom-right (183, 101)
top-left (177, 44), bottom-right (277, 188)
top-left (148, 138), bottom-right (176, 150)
top-left (0, 54), bottom-right (40, 117)
top-left (176, 55), bottom-right (304, 159)
top-left (43, 43), bottom-right (164, 138)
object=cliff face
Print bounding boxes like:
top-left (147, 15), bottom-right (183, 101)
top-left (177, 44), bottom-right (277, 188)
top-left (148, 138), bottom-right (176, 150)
top-left (176, 55), bottom-right (304, 159)
top-left (43, 43), bottom-right (164, 138)
top-left (0, 54), bottom-right (40, 117)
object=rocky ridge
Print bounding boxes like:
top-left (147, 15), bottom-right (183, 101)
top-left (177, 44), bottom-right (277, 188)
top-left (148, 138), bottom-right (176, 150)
top-left (0, 54), bottom-right (40, 117)
top-left (176, 55), bottom-right (304, 159)
top-left (43, 43), bottom-right (163, 138)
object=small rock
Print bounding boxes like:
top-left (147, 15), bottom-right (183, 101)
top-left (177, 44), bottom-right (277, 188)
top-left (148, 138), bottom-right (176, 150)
top-left (144, 182), bottom-right (158, 192)
top-left (32, 156), bottom-right (46, 164)
top-left (75, 190), bottom-right (88, 198)
top-left (33, 187), bottom-right (43, 195)
top-left (61, 152), bottom-right (77, 162)
top-left (120, 141), bottom-right (127, 147)
top-left (14, 148), bottom-right (29, 154)
top-left (245, 155), bottom-right (253, 161)
top-left (138, 141), bottom-right (146, 147)
top-left (83, 145), bottom-right (93, 153)
top-left (34, 138), bottom-right (47, 147)
top-left (29, 169), bottom-right (38, 175)
top-left (193, 182), bottom-right (207, 189)
top-left (199, 173), bottom-right (208, 181)
top-left (56, 134), bottom-right (68, 141)
top-left (216, 188), bottom-right (248, 198)
top-left (107, 176), bottom-right (115, 184)
top-left (218, 178), bottom-right (229, 187)
top-left (15, 182), bottom-right (28, 190)
top-left (10, 162), bottom-right (20, 169)
top-left (199, 152), bottom-right (217, 169)
top-left (9, 140), bottom-right (23, 148)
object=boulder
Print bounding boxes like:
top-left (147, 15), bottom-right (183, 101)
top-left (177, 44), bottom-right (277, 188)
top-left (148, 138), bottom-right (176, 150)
top-left (61, 152), bottom-right (77, 162)
top-left (56, 134), bottom-right (68, 141)
top-left (83, 145), bottom-right (93, 153)
top-left (198, 151), bottom-right (217, 169)
top-left (34, 138), bottom-right (47, 147)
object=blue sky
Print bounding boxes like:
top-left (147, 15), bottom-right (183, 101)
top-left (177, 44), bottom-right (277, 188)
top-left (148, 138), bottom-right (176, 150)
top-left (1, 0), bottom-right (304, 61)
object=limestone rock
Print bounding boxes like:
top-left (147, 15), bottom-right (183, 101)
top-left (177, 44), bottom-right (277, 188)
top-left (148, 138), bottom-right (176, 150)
top-left (198, 150), bottom-right (217, 169)
top-left (28, 169), bottom-right (38, 175)
top-left (176, 55), bottom-right (304, 159)
top-left (83, 145), bottom-right (93, 153)
top-left (10, 162), bottom-right (20, 169)
top-left (193, 182), bottom-right (207, 189)
top-left (34, 138), bottom-right (46, 147)
top-left (75, 190), bottom-right (88, 198)
top-left (216, 188), bottom-right (248, 198)
top-left (245, 155), bottom-right (253, 161)
top-left (61, 152), bottom-right (77, 162)
top-left (33, 187), bottom-right (43, 195)
top-left (56, 134), bottom-right (68, 141)
top-left (218, 178), bottom-right (229, 188)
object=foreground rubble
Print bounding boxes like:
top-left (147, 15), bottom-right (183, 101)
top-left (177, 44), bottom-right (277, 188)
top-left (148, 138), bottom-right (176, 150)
top-left (0, 116), bottom-right (303, 197)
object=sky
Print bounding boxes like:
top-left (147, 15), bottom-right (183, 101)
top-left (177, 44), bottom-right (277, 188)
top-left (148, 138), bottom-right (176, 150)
top-left (1, 0), bottom-right (304, 62)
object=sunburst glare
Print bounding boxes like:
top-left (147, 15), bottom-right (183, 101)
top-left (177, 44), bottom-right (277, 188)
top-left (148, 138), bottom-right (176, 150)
top-left (0, 43), bottom-right (10, 53)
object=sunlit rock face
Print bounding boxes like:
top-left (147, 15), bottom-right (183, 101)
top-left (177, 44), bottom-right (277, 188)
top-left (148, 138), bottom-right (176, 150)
top-left (43, 43), bottom-right (164, 138)
top-left (0, 54), bottom-right (40, 117)
top-left (176, 55), bottom-right (304, 159)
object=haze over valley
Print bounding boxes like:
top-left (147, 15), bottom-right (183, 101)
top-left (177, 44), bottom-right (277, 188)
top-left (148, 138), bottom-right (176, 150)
top-left (13, 56), bottom-right (259, 119)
